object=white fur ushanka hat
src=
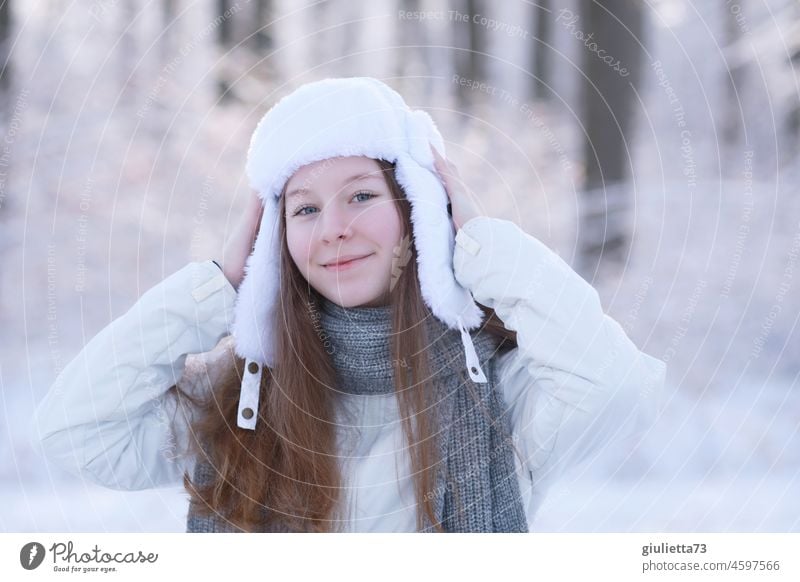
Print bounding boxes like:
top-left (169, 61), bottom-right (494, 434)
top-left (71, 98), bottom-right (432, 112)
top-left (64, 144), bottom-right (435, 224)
top-left (232, 77), bottom-right (487, 430)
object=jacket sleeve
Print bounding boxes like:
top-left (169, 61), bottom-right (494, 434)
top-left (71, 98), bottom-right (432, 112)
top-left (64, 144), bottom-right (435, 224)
top-left (453, 216), bottom-right (667, 491)
top-left (30, 260), bottom-right (237, 490)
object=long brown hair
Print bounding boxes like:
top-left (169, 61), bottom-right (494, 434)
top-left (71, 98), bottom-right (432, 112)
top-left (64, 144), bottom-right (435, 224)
top-left (176, 159), bottom-right (518, 532)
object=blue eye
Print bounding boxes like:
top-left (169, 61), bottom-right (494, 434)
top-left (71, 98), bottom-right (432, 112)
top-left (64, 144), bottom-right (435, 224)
top-left (291, 191), bottom-right (377, 217)
top-left (293, 205), bottom-right (317, 217)
top-left (353, 191), bottom-right (377, 202)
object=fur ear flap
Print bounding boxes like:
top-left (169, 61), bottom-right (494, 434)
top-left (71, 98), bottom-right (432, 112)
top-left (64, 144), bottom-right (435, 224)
top-left (393, 152), bottom-right (485, 332)
top-left (232, 193), bottom-right (281, 365)
top-left (406, 109), bottom-right (446, 169)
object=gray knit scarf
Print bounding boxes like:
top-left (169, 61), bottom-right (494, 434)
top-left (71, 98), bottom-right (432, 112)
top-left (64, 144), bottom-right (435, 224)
top-left (187, 298), bottom-right (528, 533)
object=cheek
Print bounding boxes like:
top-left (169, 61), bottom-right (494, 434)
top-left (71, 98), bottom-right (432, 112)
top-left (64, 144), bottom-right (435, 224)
top-left (361, 205), bottom-right (403, 246)
top-left (285, 227), bottom-right (313, 271)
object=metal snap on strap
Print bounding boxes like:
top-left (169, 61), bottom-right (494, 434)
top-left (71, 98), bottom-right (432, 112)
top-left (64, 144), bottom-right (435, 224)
top-left (457, 316), bottom-right (487, 383)
top-left (237, 358), bottom-right (262, 430)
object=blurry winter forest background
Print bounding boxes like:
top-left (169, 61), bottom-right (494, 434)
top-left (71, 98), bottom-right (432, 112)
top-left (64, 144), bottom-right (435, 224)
top-left (1, 0), bottom-right (799, 532)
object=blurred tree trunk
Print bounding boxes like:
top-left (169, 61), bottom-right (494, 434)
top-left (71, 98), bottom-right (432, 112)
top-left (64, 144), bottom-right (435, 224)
top-left (216, 0), bottom-right (233, 102)
top-left (0, 0), bottom-right (10, 223)
top-left (397, 0), bottom-right (424, 78)
top-left (722, 4), bottom-right (744, 149)
top-left (210, 0), bottom-right (276, 102)
top-left (578, 0), bottom-right (644, 276)
top-left (786, 5), bottom-right (800, 160)
top-left (159, 0), bottom-right (176, 63)
top-left (217, 0), bottom-right (232, 46)
top-left (118, 0), bottom-right (138, 105)
top-left (454, 0), bottom-right (486, 109)
top-left (532, 0), bottom-right (552, 100)
top-left (466, 0), bottom-right (485, 81)
top-left (252, 0), bottom-right (272, 52)
top-left (0, 0), bottom-right (11, 96)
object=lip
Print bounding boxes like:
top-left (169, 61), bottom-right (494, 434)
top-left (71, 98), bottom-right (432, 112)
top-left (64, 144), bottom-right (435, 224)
top-left (323, 253), bottom-right (373, 270)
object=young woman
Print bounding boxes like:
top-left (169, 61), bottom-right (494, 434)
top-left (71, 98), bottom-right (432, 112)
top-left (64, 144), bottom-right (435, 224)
top-left (33, 78), bottom-right (666, 533)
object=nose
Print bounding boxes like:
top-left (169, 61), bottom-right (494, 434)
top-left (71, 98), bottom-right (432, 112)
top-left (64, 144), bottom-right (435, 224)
top-left (319, 204), bottom-right (353, 244)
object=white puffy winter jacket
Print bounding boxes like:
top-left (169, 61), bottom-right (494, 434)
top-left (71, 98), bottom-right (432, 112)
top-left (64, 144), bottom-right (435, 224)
top-left (32, 216), bottom-right (667, 532)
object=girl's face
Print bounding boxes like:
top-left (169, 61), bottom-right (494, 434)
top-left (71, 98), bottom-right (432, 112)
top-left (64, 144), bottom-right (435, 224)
top-left (284, 156), bottom-right (405, 308)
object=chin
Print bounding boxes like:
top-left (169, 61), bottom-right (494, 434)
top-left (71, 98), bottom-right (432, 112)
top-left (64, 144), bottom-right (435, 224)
top-left (322, 288), bottom-right (387, 308)
top-left (358, 297), bottom-right (389, 308)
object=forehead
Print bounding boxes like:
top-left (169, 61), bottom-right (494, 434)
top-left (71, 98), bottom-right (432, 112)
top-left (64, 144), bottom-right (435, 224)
top-left (285, 156), bottom-right (383, 194)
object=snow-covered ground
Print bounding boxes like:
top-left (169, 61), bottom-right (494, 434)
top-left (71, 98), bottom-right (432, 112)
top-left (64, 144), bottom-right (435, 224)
top-left (2, 0), bottom-right (798, 532)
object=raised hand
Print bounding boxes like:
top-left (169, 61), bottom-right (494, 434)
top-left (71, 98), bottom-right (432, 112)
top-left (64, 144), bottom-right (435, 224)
top-left (430, 143), bottom-right (486, 232)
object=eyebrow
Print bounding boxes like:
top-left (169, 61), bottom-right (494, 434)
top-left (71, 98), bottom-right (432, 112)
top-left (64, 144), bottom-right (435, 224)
top-left (286, 173), bottom-right (384, 199)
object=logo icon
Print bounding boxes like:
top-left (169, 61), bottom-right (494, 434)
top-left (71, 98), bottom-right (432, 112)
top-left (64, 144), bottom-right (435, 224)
top-left (20, 542), bottom-right (46, 570)
top-left (390, 234), bottom-right (413, 292)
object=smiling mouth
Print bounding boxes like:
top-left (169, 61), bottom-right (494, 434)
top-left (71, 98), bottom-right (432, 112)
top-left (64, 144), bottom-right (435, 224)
top-left (323, 254), bottom-right (373, 270)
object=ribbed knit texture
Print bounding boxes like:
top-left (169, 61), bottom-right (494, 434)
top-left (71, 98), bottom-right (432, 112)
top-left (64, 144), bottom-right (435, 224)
top-left (187, 298), bottom-right (528, 532)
